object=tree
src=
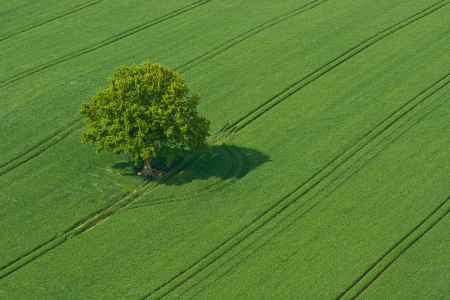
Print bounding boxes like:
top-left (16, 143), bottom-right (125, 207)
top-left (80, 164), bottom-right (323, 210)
top-left (79, 61), bottom-right (211, 176)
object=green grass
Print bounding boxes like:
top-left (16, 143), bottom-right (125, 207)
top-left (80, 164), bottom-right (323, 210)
top-left (0, 0), bottom-right (101, 39)
top-left (0, 132), bottom-right (145, 268)
top-left (1, 0), bottom-right (450, 299)
top-left (358, 203), bottom-right (450, 299)
top-left (183, 88), bottom-right (450, 300)
top-left (0, 0), bottom-right (198, 81)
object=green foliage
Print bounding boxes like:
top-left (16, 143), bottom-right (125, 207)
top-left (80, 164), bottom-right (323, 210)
top-left (79, 61), bottom-right (211, 165)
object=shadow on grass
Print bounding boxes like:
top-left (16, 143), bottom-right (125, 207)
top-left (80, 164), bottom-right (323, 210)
top-left (110, 145), bottom-right (271, 185)
top-left (164, 145), bottom-right (271, 186)
top-left (110, 152), bottom-right (184, 178)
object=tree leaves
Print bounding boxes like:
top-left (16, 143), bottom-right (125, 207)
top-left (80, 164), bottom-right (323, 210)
top-left (79, 61), bottom-right (211, 165)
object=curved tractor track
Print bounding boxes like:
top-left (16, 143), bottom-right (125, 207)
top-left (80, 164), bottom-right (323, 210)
top-left (0, 0), bottom-right (328, 274)
top-left (129, 145), bottom-right (250, 208)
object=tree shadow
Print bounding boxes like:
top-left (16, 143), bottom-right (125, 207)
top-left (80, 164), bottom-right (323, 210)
top-left (110, 151), bottom-right (186, 179)
top-left (110, 145), bottom-right (271, 185)
top-left (164, 144), bottom-right (271, 186)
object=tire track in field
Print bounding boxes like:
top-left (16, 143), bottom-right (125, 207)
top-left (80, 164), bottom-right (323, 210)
top-left (0, 0), bottom-right (104, 42)
top-left (1, 0), bottom-right (444, 175)
top-left (0, 119), bottom-right (79, 169)
top-left (0, 0), bottom-right (212, 89)
top-left (339, 198), bottom-right (450, 300)
top-left (92, 146), bottom-right (251, 226)
top-left (220, 0), bottom-right (450, 137)
top-left (0, 151), bottom-right (202, 279)
top-left (332, 99), bottom-right (450, 299)
top-left (176, 0), bottom-right (328, 74)
top-left (0, 0), bottom-right (327, 89)
top-left (142, 57), bottom-right (450, 300)
top-left (0, 0), bottom-right (322, 178)
top-left (0, 140), bottom-right (248, 276)
top-left (178, 78), bottom-right (450, 300)
top-left (0, 133), bottom-right (250, 280)
top-left (0, 180), bottom-right (148, 276)
top-left (0, 120), bottom-right (84, 178)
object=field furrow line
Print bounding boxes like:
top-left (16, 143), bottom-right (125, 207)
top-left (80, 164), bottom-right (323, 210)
top-left (339, 198), bottom-right (450, 300)
top-left (176, 0), bottom-right (328, 74)
top-left (88, 152), bottom-right (205, 226)
top-left (4, 70), bottom-right (445, 283)
top-left (142, 70), bottom-right (450, 299)
top-left (4, 0), bottom-right (438, 177)
top-left (0, 119), bottom-right (84, 178)
top-left (0, 0), bottom-right (212, 89)
top-left (0, 151), bottom-right (202, 279)
top-left (280, 73), bottom-right (450, 225)
top-left (0, 178), bottom-right (150, 274)
top-left (0, 0), bottom-right (104, 42)
top-left (0, 118), bottom-right (80, 170)
top-left (221, 0), bottom-right (450, 136)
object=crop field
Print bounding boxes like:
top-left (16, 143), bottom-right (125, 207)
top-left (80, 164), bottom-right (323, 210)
top-left (1, 0), bottom-right (450, 298)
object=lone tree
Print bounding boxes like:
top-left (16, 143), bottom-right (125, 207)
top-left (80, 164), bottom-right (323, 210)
top-left (79, 61), bottom-right (211, 176)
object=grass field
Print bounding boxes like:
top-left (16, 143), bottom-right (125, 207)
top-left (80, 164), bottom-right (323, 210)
top-left (1, 0), bottom-right (450, 299)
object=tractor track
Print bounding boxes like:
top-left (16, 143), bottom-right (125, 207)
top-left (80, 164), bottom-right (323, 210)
top-left (0, 0), bottom-right (213, 89)
top-left (0, 0), bottom-right (104, 42)
top-left (142, 54), bottom-right (450, 300)
top-left (2, 0), bottom-right (447, 177)
top-left (221, 0), bottom-right (450, 137)
top-left (176, 0), bottom-right (328, 74)
top-left (178, 78), bottom-right (450, 300)
top-left (334, 99), bottom-right (450, 299)
top-left (339, 196), bottom-right (450, 299)
top-left (0, 142), bottom-right (253, 278)
top-left (0, 119), bottom-right (84, 178)
top-left (0, 0), bottom-right (327, 89)
top-left (0, 150), bottom-right (203, 279)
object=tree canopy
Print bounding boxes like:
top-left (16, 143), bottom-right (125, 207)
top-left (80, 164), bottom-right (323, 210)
top-left (79, 61), bottom-right (211, 175)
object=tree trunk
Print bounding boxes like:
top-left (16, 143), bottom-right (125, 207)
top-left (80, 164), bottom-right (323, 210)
top-left (142, 160), bottom-right (153, 176)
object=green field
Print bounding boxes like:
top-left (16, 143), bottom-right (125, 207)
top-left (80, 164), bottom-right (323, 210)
top-left (1, 0), bottom-right (450, 298)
